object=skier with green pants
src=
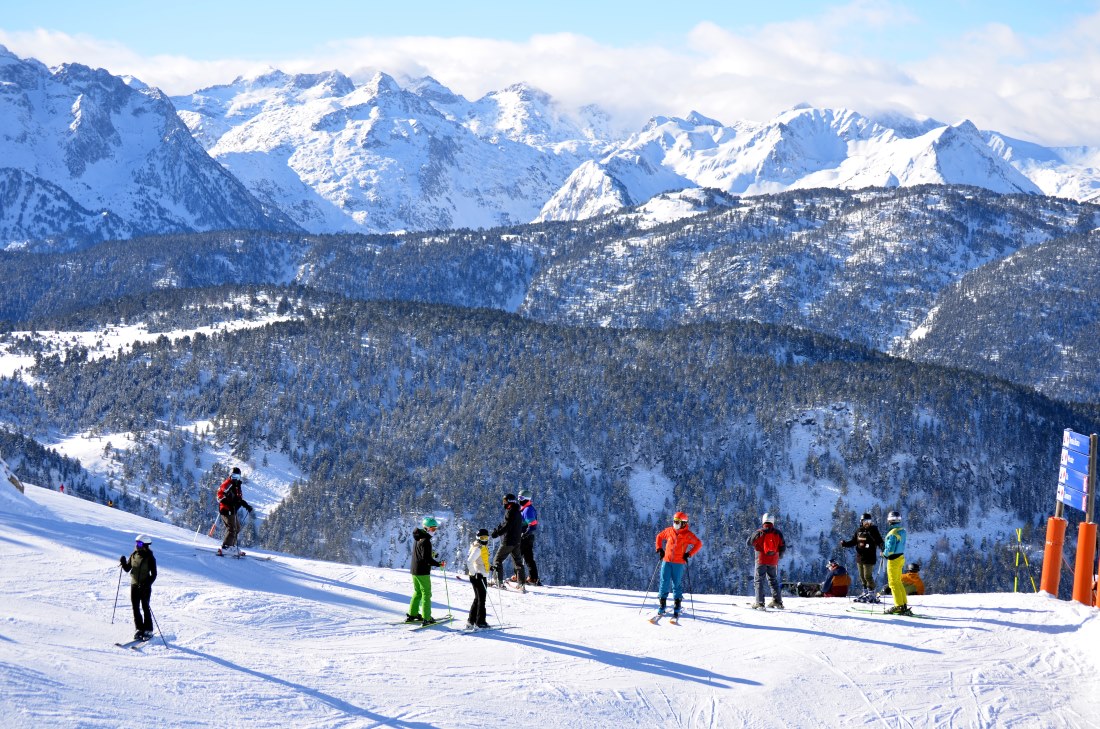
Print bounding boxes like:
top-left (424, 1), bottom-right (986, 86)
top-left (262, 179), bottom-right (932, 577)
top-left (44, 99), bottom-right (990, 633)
top-left (406, 517), bottom-right (446, 624)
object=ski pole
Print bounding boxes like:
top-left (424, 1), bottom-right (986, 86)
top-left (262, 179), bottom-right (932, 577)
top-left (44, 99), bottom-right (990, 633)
top-left (149, 605), bottom-right (168, 648)
top-left (111, 564), bottom-right (123, 624)
top-left (684, 559), bottom-right (696, 619)
top-left (441, 563), bottom-right (453, 619)
top-left (485, 575), bottom-right (503, 627)
top-left (638, 558), bottom-right (662, 614)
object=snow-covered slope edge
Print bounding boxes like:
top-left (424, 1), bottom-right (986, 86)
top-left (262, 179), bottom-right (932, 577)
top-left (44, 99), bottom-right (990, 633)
top-left (3, 483), bottom-right (1099, 728)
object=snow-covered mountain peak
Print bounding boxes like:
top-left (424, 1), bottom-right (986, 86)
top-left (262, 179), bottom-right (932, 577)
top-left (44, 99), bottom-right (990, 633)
top-left (684, 110), bottom-right (724, 128)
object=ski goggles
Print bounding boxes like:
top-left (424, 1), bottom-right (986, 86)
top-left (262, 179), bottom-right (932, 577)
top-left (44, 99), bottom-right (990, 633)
top-left (672, 519), bottom-right (686, 526)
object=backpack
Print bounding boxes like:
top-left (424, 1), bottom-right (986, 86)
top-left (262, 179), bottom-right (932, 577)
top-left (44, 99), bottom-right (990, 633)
top-left (761, 530), bottom-right (781, 556)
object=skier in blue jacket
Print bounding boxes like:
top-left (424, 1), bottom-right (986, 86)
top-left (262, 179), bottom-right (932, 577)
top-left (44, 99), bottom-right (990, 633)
top-left (883, 510), bottom-right (911, 615)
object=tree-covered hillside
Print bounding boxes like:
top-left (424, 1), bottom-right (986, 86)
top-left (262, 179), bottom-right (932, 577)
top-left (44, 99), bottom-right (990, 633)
top-left (0, 289), bottom-right (1088, 595)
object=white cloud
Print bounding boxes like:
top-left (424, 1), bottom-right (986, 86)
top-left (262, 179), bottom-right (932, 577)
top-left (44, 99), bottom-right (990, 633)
top-left (3, 3), bottom-right (1100, 146)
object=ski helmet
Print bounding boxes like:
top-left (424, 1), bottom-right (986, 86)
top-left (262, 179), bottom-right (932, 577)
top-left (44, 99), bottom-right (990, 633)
top-left (673, 511), bottom-right (689, 523)
top-left (503, 493), bottom-right (517, 504)
top-left (761, 512), bottom-right (775, 525)
top-left (231, 466), bottom-right (242, 483)
top-left (887, 510), bottom-right (901, 524)
top-left (861, 512), bottom-right (872, 522)
top-left (135, 534), bottom-right (151, 547)
top-left (476, 528), bottom-right (489, 543)
top-left (421, 516), bottom-right (439, 529)
top-left (906, 562), bottom-right (920, 573)
top-left (518, 489), bottom-right (532, 502)
top-left (827, 557), bottom-right (839, 568)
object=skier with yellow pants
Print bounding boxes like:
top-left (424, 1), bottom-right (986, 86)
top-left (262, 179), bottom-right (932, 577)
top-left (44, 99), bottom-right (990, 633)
top-left (883, 511), bottom-right (911, 615)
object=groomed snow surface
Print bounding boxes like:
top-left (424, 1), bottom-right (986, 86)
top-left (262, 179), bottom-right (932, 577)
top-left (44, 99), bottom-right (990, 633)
top-left (3, 485), bottom-right (1099, 729)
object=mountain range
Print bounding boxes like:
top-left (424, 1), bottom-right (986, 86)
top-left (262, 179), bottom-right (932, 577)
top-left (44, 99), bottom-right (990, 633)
top-left (0, 46), bottom-right (297, 249)
top-left (1, 44), bottom-right (1098, 246)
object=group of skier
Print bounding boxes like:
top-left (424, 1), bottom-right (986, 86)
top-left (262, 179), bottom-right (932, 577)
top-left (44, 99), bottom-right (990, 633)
top-left (115, 463), bottom-right (923, 642)
top-left (407, 490), bottom-right (541, 631)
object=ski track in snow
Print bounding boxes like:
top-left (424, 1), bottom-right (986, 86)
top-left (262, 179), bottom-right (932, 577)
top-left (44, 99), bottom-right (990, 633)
top-left (3, 484), bottom-right (1100, 728)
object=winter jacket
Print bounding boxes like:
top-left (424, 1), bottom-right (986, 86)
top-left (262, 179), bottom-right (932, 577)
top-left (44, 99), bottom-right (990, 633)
top-left (466, 541), bottom-right (491, 577)
top-left (491, 503), bottom-right (524, 546)
top-left (217, 477), bottom-right (253, 516)
top-left (901, 571), bottom-right (925, 595)
top-left (748, 525), bottom-right (786, 567)
top-left (840, 524), bottom-right (885, 565)
top-left (883, 524), bottom-right (907, 561)
top-left (821, 564), bottom-right (851, 597)
top-left (410, 528), bottom-right (442, 576)
top-left (121, 547), bottom-right (157, 587)
top-left (654, 526), bottom-right (702, 564)
top-left (519, 500), bottom-right (538, 535)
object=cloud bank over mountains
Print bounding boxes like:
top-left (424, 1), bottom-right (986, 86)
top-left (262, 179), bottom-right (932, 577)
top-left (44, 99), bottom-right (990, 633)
top-left (2, 4), bottom-right (1099, 147)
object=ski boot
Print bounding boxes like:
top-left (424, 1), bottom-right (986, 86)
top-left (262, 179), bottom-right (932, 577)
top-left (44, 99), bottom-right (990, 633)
top-left (134, 630), bottom-right (146, 640)
top-left (421, 617), bottom-right (437, 626)
top-left (404, 613), bottom-right (422, 623)
top-left (751, 603), bottom-right (766, 610)
top-left (657, 597), bottom-right (667, 616)
top-left (768, 599), bottom-right (784, 609)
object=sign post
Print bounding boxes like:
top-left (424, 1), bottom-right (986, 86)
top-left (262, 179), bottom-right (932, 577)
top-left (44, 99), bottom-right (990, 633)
top-left (1070, 434), bottom-right (1098, 606)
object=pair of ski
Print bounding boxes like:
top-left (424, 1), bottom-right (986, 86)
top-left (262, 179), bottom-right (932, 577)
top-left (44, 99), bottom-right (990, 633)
top-left (847, 606), bottom-right (935, 619)
top-left (196, 547), bottom-right (272, 561)
top-left (115, 637), bottom-right (151, 650)
top-left (648, 614), bottom-right (680, 625)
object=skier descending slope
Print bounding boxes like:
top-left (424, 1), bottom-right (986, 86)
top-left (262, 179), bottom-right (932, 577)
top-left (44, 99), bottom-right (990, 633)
top-left (653, 512), bottom-right (702, 623)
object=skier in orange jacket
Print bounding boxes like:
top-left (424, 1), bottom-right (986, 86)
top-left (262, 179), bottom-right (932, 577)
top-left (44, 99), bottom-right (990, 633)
top-left (654, 511), bottom-right (702, 619)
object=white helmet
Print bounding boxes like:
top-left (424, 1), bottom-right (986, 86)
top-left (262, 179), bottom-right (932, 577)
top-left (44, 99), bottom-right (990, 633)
top-left (135, 534), bottom-right (152, 546)
top-left (887, 511), bottom-right (901, 524)
top-left (761, 512), bottom-right (775, 525)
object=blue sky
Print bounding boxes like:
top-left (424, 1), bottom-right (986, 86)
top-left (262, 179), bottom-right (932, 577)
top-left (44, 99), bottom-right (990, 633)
top-left (2, 0), bottom-right (1099, 144)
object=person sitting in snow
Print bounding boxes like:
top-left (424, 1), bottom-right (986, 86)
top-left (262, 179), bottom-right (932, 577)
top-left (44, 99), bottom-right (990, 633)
top-left (787, 558), bottom-right (851, 598)
top-left (119, 534), bottom-right (157, 641)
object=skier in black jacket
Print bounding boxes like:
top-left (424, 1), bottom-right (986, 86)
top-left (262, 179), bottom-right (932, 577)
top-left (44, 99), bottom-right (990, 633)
top-left (491, 493), bottom-right (527, 592)
top-left (840, 512), bottom-right (885, 593)
top-left (406, 517), bottom-right (445, 624)
top-left (120, 534), bottom-right (157, 640)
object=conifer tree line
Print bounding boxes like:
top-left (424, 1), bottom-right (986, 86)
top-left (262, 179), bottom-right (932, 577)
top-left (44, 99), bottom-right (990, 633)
top-left (0, 289), bottom-right (1092, 596)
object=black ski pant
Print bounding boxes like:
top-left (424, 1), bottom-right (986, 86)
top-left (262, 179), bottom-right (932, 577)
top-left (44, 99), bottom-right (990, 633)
top-left (493, 543), bottom-right (526, 585)
top-left (467, 573), bottom-right (488, 625)
top-left (130, 583), bottom-right (153, 633)
top-left (516, 532), bottom-right (539, 583)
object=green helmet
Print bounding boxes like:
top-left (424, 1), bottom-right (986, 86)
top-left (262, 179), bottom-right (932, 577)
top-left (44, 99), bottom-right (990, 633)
top-left (421, 516), bottom-right (439, 529)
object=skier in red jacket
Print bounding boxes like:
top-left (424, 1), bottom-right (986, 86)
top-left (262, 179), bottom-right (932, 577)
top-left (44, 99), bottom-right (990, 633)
top-left (216, 466), bottom-right (253, 556)
top-left (748, 512), bottom-right (786, 609)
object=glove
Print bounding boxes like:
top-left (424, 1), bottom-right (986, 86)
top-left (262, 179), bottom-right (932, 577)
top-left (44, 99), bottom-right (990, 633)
top-left (246, 506), bottom-right (254, 514)
top-left (119, 556), bottom-right (127, 566)
top-left (684, 551), bottom-right (691, 560)
top-left (656, 547), bottom-right (664, 558)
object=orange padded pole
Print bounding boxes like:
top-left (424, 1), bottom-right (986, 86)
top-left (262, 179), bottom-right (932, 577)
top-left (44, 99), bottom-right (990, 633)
top-left (1040, 517), bottom-right (1067, 595)
top-left (1072, 521), bottom-right (1097, 606)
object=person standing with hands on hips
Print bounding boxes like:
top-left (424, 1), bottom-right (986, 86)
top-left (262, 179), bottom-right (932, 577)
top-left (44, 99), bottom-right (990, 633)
top-left (216, 466), bottom-right (253, 557)
top-left (653, 511), bottom-right (702, 621)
